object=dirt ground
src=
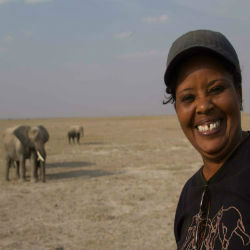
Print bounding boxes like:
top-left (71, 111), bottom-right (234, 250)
top-left (0, 114), bottom-right (249, 250)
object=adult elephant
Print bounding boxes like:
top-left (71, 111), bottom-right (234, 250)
top-left (3, 125), bottom-right (49, 182)
top-left (68, 125), bottom-right (84, 144)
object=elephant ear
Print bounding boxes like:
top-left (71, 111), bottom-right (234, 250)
top-left (37, 125), bottom-right (49, 143)
top-left (14, 125), bottom-right (32, 147)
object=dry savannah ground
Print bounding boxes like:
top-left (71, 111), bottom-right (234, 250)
top-left (0, 114), bottom-right (249, 250)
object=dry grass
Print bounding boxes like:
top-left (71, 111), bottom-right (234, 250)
top-left (0, 113), bottom-right (249, 250)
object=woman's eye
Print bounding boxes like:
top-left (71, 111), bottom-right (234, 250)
top-left (181, 94), bottom-right (195, 103)
top-left (209, 85), bottom-right (225, 94)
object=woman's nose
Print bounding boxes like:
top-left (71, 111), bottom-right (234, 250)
top-left (196, 96), bottom-right (214, 114)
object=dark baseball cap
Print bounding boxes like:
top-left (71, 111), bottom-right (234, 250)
top-left (164, 29), bottom-right (241, 88)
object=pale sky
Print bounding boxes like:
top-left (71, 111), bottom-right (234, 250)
top-left (0, 0), bottom-right (249, 118)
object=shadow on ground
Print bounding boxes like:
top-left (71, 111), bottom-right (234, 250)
top-left (67, 142), bottom-right (106, 145)
top-left (47, 161), bottom-right (95, 168)
top-left (47, 169), bottom-right (117, 180)
top-left (82, 142), bottom-right (106, 145)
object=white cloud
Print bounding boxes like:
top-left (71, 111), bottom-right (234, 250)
top-left (114, 31), bottom-right (133, 40)
top-left (118, 50), bottom-right (163, 60)
top-left (0, 0), bottom-right (15, 4)
top-left (22, 30), bottom-right (33, 37)
top-left (142, 14), bottom-right (168, 24)
top-left (172, 0), bottom-right (249, 21)
top-left (0, 47), bottom-right (8, 53)
top-left (0, 0), bottom-right (52, 4)
top-left (0, 34), bottom-right (13, 54)
top-left (24, 0), bottom-right (52, 3)
top-left (3, 34), bottom-right (13, 42)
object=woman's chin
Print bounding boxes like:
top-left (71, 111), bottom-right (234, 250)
top-left (195, 139), bottom-right (228, 160)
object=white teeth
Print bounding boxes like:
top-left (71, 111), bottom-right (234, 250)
top-left (197, 120), bottom-right (220, 132)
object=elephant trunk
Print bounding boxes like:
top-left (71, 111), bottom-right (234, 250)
top-left (30, 151), bottom-right (38, 182)
top-left (40, 161), bottom-right (46, 182)
top-left (31, 144), bottom-right (46, 182)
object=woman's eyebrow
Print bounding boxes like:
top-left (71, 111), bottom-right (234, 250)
top-left (177, 78), bottom-right (230, 94)
top-left (207, 78), bottom-right (229, 87)
top-left (206, 79), bottom-right (218, 88)
top-left (181, 78), bottom-right (228, 91)
top-left (177, 88), bottom-right (194, 94)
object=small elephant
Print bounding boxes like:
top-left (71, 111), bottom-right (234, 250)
top-left (68, 125), bottom-right (84, 144)
top-left (3, 125), bottom-right (49, 182)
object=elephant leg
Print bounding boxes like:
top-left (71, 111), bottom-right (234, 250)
top-left (5, 157), bottom-right (11, 181)
top-left (39, 164), bottom-right (41, 180)
top-left (15, 161), bottom-right (20, 179)
top-left (77, 134), bottom-right (80, 144)
top-left (234, 220), bottom-right (250, 246)
top-left (41, 161), bottom-right (46, 182)
top-left (19, 156), bottom-right (26, 182)
top-left (35, 160), bottom-right (40, 179)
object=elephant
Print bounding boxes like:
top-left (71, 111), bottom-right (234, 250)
top-left (67, 125), bottom-right (84, 144)
top-left (182, 206), bottom-right (250, 250)
top-left (3, 125), bottom-right (49, 182)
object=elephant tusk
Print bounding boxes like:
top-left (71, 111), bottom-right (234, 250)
top-left (36, 151), bottom-right (45, 162)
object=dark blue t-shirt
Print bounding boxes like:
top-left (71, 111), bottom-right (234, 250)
top-left (174, 132), bottom-right (250, 250)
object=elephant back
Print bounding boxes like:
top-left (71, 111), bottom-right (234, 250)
top-left (69, 125), bottom-right (78, 133)
top-left (3, 126), bottom-right (18, 148)
top-left (3, 126), bottom-right (16, 139)
top-left (69, 125), bottom-right (83, 134)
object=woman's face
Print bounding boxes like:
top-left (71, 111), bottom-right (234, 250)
top-left (175, 55), bottom-right (242, 163)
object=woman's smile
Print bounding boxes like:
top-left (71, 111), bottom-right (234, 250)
top-left (195, 119), bottom-right (221, 135)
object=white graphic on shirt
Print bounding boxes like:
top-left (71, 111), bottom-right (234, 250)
top-left (182, 206), bottom-right (250, 250)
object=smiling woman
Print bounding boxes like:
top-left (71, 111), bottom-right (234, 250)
top-left (164, 30), bottom-right (250, 250)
